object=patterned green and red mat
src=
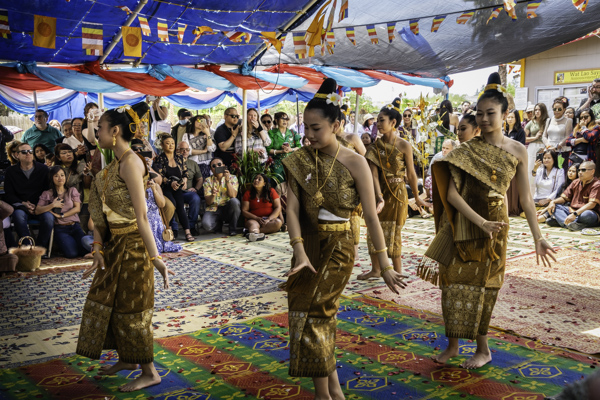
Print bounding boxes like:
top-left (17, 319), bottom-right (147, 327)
top-left (1, 295), bottom-right (597, 400)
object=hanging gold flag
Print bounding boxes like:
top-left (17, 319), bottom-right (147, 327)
top-left (122, 26), bottom-right (142, 57)
top-left (33, 15), bottom-right (56, 49)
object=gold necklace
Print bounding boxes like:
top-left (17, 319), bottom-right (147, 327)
top-left (116, 147), bottom-right (131, 163)
top-left (383, 133), bottom-right (397, 169)
top-left (314, 143), bottom-right (341, 207)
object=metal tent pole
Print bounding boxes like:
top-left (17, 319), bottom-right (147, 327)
top-left (353, 92), bottom-right (361, 135)
top-left (257, 90), bottom-right (261, 116)
top-left (98, 93), bottom-right (104, 110)
top-left (99, 0), bottom-right (148, 64)
top-left (33, 91), bottom-right (38, 111)
top-left (242, 89), bottom-right (248, 155)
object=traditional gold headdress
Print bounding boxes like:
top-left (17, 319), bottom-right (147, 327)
top-left (479, 83), bottom-right (508, 98)
top-left (116, 105), bottom-right (142, 135)
top-left (314, 92), bottom-right (342, 106)
top-left (385, 103), bottom-right (401, 112)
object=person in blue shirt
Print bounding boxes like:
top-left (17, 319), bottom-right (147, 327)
top-left (21, 109), bottom-right (63, 153)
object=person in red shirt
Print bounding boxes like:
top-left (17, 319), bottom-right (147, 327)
top-left (241, 173), bottom-right (283, 241)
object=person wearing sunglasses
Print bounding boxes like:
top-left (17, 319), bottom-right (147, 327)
top-left (214, 107), bottom-right (243, 168)
top-left (543, 97), bottom-right (573, 171)
top-left (563, 108), bottom-right (600, 175)
top-left (3, 142), bottom-right (53, 256)
top-left (266, 112), bottom-right (301, 182)
top-left (260, 113), bottom-right (273, 130)
top-left (546, 160), bottom-right (600, 231)
top-left (202, 158), bottom-right (240, 236)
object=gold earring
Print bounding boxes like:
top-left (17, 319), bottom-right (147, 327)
top-left (112, 136), bottom-right (117, 146)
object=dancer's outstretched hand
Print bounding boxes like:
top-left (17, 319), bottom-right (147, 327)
top-left (535, 239), bottom-right (557, 268)
top-left (153, 258), bottom-right (175, 289)
top-left (381, 268), bottom-right (409, 294)
top-left (480, 220), bottom-right (507, 239)
top-left (284, 254), bottom-right (316, 277)
top-left (83, 251), bottom-right (105, 280)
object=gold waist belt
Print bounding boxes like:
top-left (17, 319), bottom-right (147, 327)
top-left (318, 221), bottom-right (351, 232)
top-left (110, 223), bottom-right (138, 235)
top-left (388, 177), bottom-right (404, 184)
top-left (488, 199), bottom-right (504, 207)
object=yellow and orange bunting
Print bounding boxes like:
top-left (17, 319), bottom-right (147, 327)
top-left (304, 0), bottom-right (330, 57)
top-left (191, 26), bottom-right (214, 44)
top-left (526, 0), bottom-right (542, 18)
top-left (82, 22), bottom-right (103, 56)
top-left (367, 24), bottom-right (378, 44)
top-left (387, 22), bottom-right (396, 43)
top-left (292, 31), bottom-right (307, 59)
top-left (409, 19), bottom-right (419, 35)
top-left (504, 0), bottom-right (517, 20)
top-left (456, 11), bottom-right (474, 24)
top-left (572, 0), bottom-right (588, 12)
top-left (345, 26), bottom-right (356, 45)
top-left (117, 5), bottom-right (132, 14)
top-left (157, 20), bottom-right (169, 42)
top-left (338, 0), bottom-right (348, 22)
top-left (259, 32), bottom-right (282, 53)
top-left (223, 31), bottom-right (252, 43)
top-left (33, 15), bottom-right (56, 49)
top-left (431, 15), bottom-right (446, 33)
top-left (487, 7), bottom-right (503, 24)
top-left (177, 23), bottom-right (186, 44)
top-left (138, 16), bottom-right (151, 36)
top-left (0, 9), bottom-right (11, 39)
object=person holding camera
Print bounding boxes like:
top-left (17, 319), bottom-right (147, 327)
top-left (36, 166), bottom-right (87, 258)
top-left (266, 112), bottom-right (301, 182)
top-left (153, 135), bottom-right (195, 242)
top-left (183, 115), bottom-right (215, 177)
top-left (202, 157), bottom-right (240, 236)
top-left (214, 107), bottom-right (243, 167)
top-left (146, 172), bottom-right (182, 253)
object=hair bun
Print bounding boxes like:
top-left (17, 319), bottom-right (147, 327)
top-left (487, 72), bottom-right (502, 86)
top-left (131, 102), bottom-right (150, 120)
top-left (392, 97), bottom-right (402, 108)
top-left (317, 78), bottom-right (338, 95)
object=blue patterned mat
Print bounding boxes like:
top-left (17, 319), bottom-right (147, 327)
top-left (0, 255), bottom-right (282, 336)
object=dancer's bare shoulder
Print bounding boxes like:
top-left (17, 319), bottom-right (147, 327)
top-left (503, 137), bottom-right (527, 164)
top-left (338, 147), bottom-right (369, 177)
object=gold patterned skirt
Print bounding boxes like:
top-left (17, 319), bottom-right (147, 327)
top-left (439, 198), bottom-right (509, 340)
top-left (285, 221), bottom-right (354, 377)
top-left (367, 179), bottom-right (408, 258)
top-left (76, 222), bottom-right (155, 364)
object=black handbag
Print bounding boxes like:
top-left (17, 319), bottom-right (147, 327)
top-left (569, 153), bottom-right (584, 164)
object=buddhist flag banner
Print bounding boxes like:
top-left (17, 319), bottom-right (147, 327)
top-left (260, 32), bottom-right (282, 53)
top-left (409, 19), bottom-right (419, 35)
top-left (157, 20), bottom-right (169, 42)
top-left (431, 15), bottom-right (446, 32)
top-left (456, 11), bottom-right (475, 24)
top-left (122, 26), bottom-right (141, 57)
top-left (504, 0), bottom-right (517, 20)
top-left (177, 23), bottom-right (186, 44)
top-left (366, 24), bottom-right (378, 44)
top-left (487, 7), bottom-right (503, 24)
top-left (118, 6), bottom-right (132, 14)
top-left (345, 26), bottom-right (356, 45)
top-left (292, 31), bottom-right (307, 59)
top-left (138, 16), bottom-right (151, 36)
top-left (572, 0), bottom-right (588, 12)
top-left (387, 22), bottom-right (395, 43)
top-left (192, 26), bottom-right (214, 44)
top-left (325, 30), bottom-right (335, 54)
top-left (33, 15), bottom-right (56, 49)
top-left (324, 0), bottom-right (336, 42)
top-left (82, 22), bottom-right (103, 56)
top-left (338, 0), bottom-right (348, 22)
top-left (0, 9), bottom-right (11, 39)
top-left (526, 0), bottom-right (542, 18)
top-left (224, 31), bottom-right (251, 43)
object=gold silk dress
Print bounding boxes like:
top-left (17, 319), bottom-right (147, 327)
top-left (418, 136), bottom-right (519, 339)
top-left (76, 157), bottom-right (155, 364)
top-left (282, 146), bottom-right (360, 377)
top-left (365, 138), bottom-right (408, 258)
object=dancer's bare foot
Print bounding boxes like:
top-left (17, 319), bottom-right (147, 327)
top-left (431, 347), bottom-right (459, 364)
top-left (461, 352), bottom-right (492, 369)
top-left (98, 361), bottom-right (138, 375)
top-left (357, 270), bottom-right (380, 280)
top-left (119, 372), bottom-right (161, 392)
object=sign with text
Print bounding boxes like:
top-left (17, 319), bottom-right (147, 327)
top-left (554, 69), bottom-right (600, 85)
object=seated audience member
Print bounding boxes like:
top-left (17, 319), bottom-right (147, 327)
top-left (214, 107), bottom-right (243, 167)
top-left (202, 157), bottom-right (240, 236)
top-left (21, 109), bottom-right (62, 152)
top-left (54, 143), bottom-right (92, 230)
top-left (33, 143), bottom-right (50, 164)
top-left (66, 118), bottom-right (94, 161)
top-left (61, 119), bottom-right (73, 138)
top-left (146, 172), bottom-right (182, 253)
top-left (457, 114), bottom-right (480, 144)
top-left (537, 163), bottom-right (579, 222)
top-left (241, 173), bottom-right (282, 241)
top-left (131, 139), bottom-right (161, 184)
top-left (530, 149), bottom-right (565, 209)
top-left (153, 135), bottom-right (195, 242)
top-left (171, 108), bottom-right (193, 144)
top-left (6, 140), bottom-right (22, 166)
top-left (0, 201), bottom-right (18, 274)
top-left (36, 167), bottom-right (87, 258)
top-left (407, 181), bottom-right (431, 218)
top-left (546, 161), bottom-right (600, 230)
top-left (301, 136), bottom-right (311, 147)
top-left (45, 154), bottom-right (55, 167)
top-left (49, 120), bottom-right (61, 130)
top-left (4, 143), bottom-right (52, 251)
top-left (0, 123), bottom-right (14, 165)
top-left (176, 141), bottom-right (203, 236)
top-left (245, 108), bottom-right (271, 163)
top-left (361, 132), bottom-right (373, 146)
top-left (184, 115), bottom-right (215, 178)
top-left (132, 122), bottom-right (157, 158)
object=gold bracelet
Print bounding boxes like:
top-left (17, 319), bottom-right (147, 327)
top-left (480, 220), bottom-right (487, 228)
top-left (91, 250), bottom-right (104, 256)
top-left (149, 255), bottom-right (163, 261)
top-left (373, 247), bottom-right (388, 254)
top-left (381, 266), bottom-right (394, 275)
top-left (290, 238), bottom-right (304, 247)
top-left (534, 237), bottom-right (544, 243)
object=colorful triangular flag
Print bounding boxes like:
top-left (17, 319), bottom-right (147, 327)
top-left (431, 15), bottom-right (446, 32)
top-left (223, 31), bottom-right (252, 43)
top-left (338, 0), bottom-right (348, 22)
top-left (526, 0), bottom-right (542, 18)
top-left (117, 6), bottom-right (132, 14)
top-left (260, 32), bottom-right (283, 53)
top-left (177, 23), bottom-right (186, 44)
top-left (292, 31), bottom-right (307, 59)
top-left (387, 22), bottom-right (395, 43)
top-left (323, 0), bottom-right (336, 43)
top-left (191, 26), bottom-right (214, 45)
top-left (138, 16), bottom-right (151, 36)
top-left (504, 0), bottom-right (517, 20)
top-left (487, 7), bottom-right (503, 24)
top-left (409, 19), bottom-right (419, 35)
top-left (122, 26), bottom-right (141, 57)
top-left (82, 22), bottom-right (103, 56)
top-left (366, 24), bottom-right (378, 44)
top-left (325, 30), bottom-right (335, 54)
top-left (572, 0), bottom-right (588, 12)
top-left (33, 15), bottom-right (56, 49)
top-left (157, 20), bottom-right (169, 42)
top-left (345, 26), bottom-right (356, 45)
top-left (456, 11), bottom-right (474, 24)
top-left (0, 9), bottom-right (11, 39)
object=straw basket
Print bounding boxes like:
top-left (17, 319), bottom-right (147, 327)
top-left (9, 236), bottom-right (47, 272)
